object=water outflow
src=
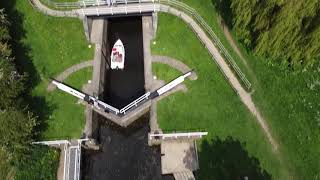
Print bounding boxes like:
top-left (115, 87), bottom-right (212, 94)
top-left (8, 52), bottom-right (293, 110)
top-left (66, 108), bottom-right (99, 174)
top-left (82, 116), bottom-right (175, 180)
top-left (104, 16), bottom-right (145, 109)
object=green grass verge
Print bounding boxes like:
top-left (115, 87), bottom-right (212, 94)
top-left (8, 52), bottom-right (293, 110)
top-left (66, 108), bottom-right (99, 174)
top-left (175, 1), bottom-right (320, 179)
top-left (15, 0), bottom-right (93, 139)
top-left (152, 13), bottom-right (289, 180)
top-left (16, 0), bottom-right (93, 78)
top-left (33, 67), bottom-right (92, 139)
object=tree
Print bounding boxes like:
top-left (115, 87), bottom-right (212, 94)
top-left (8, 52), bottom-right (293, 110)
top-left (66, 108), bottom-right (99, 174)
top-left (0, 8), bottom-right (37, 179)
top-left (212, 0), bottom-right (233, 27)
top-left (0, 58), bottom-right (26, 109)
top-left (218, 0), bottom-right (320, 68)
top-left (0, 109), bottom-right (36, 156)
top-left (0, 149), bottom-right (12, 180)
top-left (0, 8), bottom-right (26, 109)
top-left (15, 145), bottom-right (59, 180)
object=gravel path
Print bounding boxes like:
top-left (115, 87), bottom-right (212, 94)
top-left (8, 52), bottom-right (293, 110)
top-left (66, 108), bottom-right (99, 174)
top-left (152, 55), bottom-right (197, 80)
top-left (29, 0), bottom-right (78, 17)
top-left (47, 60), bottom-right (93, 92)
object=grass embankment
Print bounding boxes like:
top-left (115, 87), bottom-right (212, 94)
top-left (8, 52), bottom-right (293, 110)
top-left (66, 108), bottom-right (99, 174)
top-left (14, 0), bottom-right (93, 139)
top-left (152, 13), bottom-right (289, 179)
top-left (176, 0), bottom-right (320, 179)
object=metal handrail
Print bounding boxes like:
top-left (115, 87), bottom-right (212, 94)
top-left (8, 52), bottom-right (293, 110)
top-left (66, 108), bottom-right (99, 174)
top-left (120, 92), bottom-right (151, 114)
top-left (45, 0), bottom-right (155, 8)
top-left (149, 132), bottom-right (208, 140)
top-left (96, 99), bottom-right (120, 114)
top-left (32, 140), bottom-right (71, 145)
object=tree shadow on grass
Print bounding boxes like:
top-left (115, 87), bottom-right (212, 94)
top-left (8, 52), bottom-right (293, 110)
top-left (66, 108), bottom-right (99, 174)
top-left (0, 1), bottom-right (55, 138)
top-left (28, 96), bottom-right (57, 140)
top-left (197, 137), bottom-right (271, 180)
top-left (211, 0), bottom-right (233, 28)
top-left (0, 1), bottom-right (40, 89)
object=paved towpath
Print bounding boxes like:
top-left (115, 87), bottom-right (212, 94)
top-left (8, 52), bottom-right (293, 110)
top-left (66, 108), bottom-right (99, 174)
top-left (31, 0), bottom-right (279, 151)
top-left (47, 60), bottom-right (93, 92)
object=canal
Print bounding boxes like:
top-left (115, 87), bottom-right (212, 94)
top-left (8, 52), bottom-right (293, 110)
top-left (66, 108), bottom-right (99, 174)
top-left (104, 16), bottom-right (145, 109)
top-left (82, 116), bottom-right (173, 180)
top-left (82, 16), bottom-right (174, 180)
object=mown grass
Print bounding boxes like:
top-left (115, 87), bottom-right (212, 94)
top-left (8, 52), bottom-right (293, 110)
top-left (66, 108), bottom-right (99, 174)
top-left (33, 68), bottom-right (92, 139)
top-left (174, 0), bottom-right (320, 179)
top-left (152, 13), bottom-right (289, 180)
top-left (16, 0), bottom-right (93, 77)
top-left (14, 0), bottom-right (93, 139)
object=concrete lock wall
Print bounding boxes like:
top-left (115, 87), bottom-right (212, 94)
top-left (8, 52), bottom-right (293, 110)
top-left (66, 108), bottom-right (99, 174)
top-left (94, 18), bottom-right (110, 138)
top-left (98, 19), bottom-right (110, 99)
top-left (91, 18), bottom-right (109, 99)
top-left (85, 18), bottom-right (109, 138)
top-left (83, 16), bottom-right (92, 41)
top-left (143, 15), bottom-right (153, 92)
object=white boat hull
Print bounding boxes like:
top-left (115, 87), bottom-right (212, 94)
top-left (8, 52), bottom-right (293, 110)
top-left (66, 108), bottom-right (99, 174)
top-left (110, 39), bottom-right (125, 69)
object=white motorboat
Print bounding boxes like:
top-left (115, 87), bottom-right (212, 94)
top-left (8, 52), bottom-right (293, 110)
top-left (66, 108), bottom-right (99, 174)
top-left (110, 39), bottom-right (125, 69)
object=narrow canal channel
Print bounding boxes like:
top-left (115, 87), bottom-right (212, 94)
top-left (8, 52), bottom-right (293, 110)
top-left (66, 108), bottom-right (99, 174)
top-left (82, 16), bottom-right (174, 180)
top-left (104, 16), bottom-right (145, 109)
top-left (82, 116), bottom-right (174, 180)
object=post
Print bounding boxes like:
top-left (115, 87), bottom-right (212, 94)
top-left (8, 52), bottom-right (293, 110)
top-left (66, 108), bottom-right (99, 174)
top-left (63, 144), bottom-right (67, 180)
top-left (96, 7), bottom-right (100, 16)
top-left (82, 16), bottom-right (90, 41)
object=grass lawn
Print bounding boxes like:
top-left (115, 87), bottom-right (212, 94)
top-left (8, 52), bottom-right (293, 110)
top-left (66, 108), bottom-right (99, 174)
top-left (11, 0), bottom-right (93, 139)
top-left (174, 1), bottom-right (320, 179)
top-left (152, 13), bottom-right (289, 179)
top-left (33, 67), bottom-right (92, 139)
